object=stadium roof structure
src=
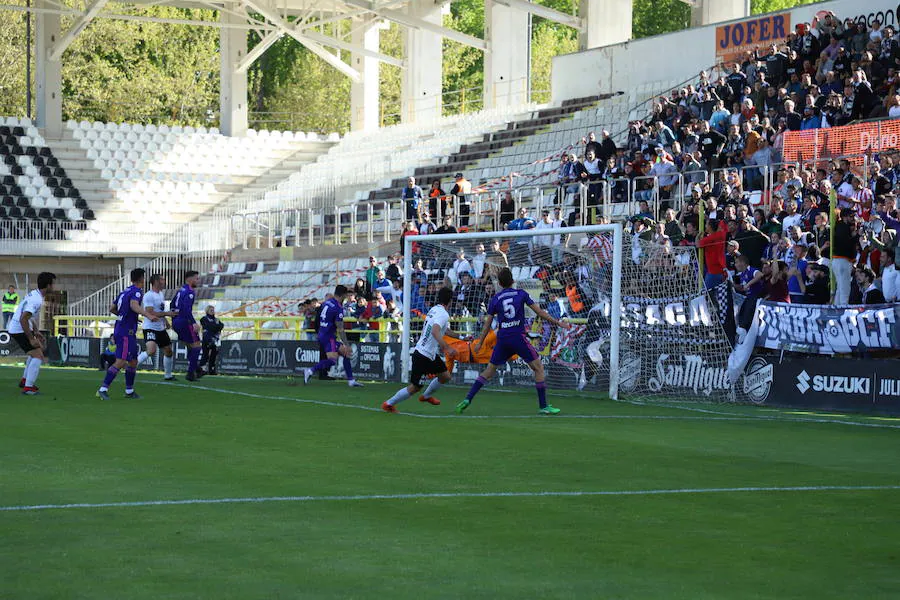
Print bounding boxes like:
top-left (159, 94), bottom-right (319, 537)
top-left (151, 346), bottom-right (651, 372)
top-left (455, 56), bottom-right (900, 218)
top-left (2, 0), bottom-right (747, 134)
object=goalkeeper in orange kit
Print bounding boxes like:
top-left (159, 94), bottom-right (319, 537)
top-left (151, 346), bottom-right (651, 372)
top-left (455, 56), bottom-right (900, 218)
top-left (439, 328), bottom-right (516, 376)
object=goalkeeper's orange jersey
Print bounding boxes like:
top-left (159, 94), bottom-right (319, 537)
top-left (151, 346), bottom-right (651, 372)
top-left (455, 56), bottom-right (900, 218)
top-left (442, 329), bottom-right (518, 372)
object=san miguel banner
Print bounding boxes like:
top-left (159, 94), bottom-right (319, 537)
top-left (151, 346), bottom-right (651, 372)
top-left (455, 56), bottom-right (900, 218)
top-left (754, 301), bottom-right (900, 354)
top-left (716, 12), bottom-right (791, 65)
top-left (783, 119), bottom-right (900, 164)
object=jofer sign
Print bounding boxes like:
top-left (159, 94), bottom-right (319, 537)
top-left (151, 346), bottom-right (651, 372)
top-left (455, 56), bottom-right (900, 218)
top-left (715, 12), bottom-right (791, 65)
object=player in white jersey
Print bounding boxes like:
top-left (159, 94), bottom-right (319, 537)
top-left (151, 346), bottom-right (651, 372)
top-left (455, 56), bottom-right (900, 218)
top-left (10, 272), bottom-right (56, 395)
top-left (382, 287), bottom-right (468, 413)
top-left (136, 274), bottom-right (178, 380)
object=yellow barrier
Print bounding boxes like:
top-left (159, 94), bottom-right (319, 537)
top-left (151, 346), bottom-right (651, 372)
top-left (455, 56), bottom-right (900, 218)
top-left (53, 314), bottom-right (488, 341)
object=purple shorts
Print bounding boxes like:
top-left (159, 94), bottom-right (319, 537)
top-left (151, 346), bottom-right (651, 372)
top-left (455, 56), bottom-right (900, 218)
top-left (173, 321), bottom-right (199, 344)
top-left (490, 335), bottom-right (539, 366)
top-left (318, 335), bottom-right (342, 354)
top-left (114, 333), bottom-right (138, 361)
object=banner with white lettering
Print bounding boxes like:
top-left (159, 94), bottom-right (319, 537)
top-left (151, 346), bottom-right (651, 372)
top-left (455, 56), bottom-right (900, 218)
top-left (740, 354), bottom-right (900, 414)
top-left (754, 301), bottom-right (900, 354)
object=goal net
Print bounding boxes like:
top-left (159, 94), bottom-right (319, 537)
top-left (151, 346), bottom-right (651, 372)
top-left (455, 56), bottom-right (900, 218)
top-left (402, 224), bottom-right (742, 403)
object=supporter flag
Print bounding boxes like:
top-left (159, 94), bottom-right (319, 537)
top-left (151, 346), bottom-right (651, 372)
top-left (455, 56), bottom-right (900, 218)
top-left (712, 281), bottom-right (737, 347)
top-left (550, 322), bottom-right (586, 368)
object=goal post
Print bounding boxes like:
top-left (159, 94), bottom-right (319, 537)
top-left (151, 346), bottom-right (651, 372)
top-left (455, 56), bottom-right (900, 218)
top-left (402, 224), bottom-right (624, 400)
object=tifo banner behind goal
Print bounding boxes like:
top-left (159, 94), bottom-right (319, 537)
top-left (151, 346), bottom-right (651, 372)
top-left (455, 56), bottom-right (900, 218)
top-left (402, 225), bottom-right (744, 403)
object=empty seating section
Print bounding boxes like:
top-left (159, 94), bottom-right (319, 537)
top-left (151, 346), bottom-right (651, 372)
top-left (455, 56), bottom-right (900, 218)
top-left (66, 120), bottom-right (334, 222)
top-left (239, 104), bottom-right (541, 213)
top-left (199, 258), bottom-right (369, 318)
top-left (0, 117), bottom-right (91, 229)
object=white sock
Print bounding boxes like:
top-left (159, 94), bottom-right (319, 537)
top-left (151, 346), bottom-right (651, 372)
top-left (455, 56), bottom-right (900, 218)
top-left (386, 388), bottom-right (412, 406)
top-left (25, 357), bottom-right (41, 387)
top-left (423, 377), bottom-right (443, 398)
top-left (137, 351), bottom-right (149, 365)
top-left (22, 355), bottom-right (32, 378)
top-left (163, 354), bottom-right (174, 377)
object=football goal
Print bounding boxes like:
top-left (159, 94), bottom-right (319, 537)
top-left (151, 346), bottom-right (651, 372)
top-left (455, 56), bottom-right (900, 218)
top-left (402, 223), bottom-right (738, 403)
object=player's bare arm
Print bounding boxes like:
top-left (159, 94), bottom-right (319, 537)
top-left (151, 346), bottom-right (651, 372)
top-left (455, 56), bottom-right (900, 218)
top-left (109, 302), bottom-right (118, 315)
top-left (530, 303), bottom-right (571, 329)
top-left (336, 322), bottom-right (352, 356)
top-left (19, 310), bottom-right (40, 348)
top-left (131, 299), bottom-right (160, 322)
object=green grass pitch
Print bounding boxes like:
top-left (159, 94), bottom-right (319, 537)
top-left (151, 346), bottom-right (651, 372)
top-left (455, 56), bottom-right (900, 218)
top-left (2, 365), bottom-right (899, 599)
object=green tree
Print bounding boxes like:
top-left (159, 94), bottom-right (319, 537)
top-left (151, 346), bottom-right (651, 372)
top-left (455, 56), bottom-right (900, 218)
top-left (0, 0), bottom-right (29, 117)
top-left (632, 0), bottom-right (691, 39)
top-left (751, 0), bottom-right (819, 15)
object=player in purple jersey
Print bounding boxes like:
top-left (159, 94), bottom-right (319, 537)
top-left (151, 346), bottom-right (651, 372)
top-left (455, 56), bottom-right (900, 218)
top-left (303, 285), bottom-right (363, 387)
top-left (457, 267), bottom-right (570, 415)
top-left (172, 270), bottom-right (205, 381)
top-left (97, 268), bottom-right (159, 400)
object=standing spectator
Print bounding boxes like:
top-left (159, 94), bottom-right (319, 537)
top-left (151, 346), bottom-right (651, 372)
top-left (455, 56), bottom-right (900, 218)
top-left (734, 254), bottom-right (765, 329)
top-left (765, 260), bottom-right (791, 302)
top-left (787, 244), bottom-right (809, 304)
top-left (832, 208), bottom-right (858, 304)
top-left (799, 263), bottom-right (831, 304)
top-left (472, 243), bottom-right (487, 279)
top-left (451, 248), bottom-right (473, 283)
top-left (418, 215), bottom-right (436, 237)
top-left (880, 249), bottom-right (898, 302)
top-left (427, 179), bottom-right (447, 220)
top-left (451, 172), bottom-right (472, 229)
top-left (663, 208), bottom-right (684, 246)
top-left (697, 219), bottom-right (728, 289)
top-left (400, 220), bottom-right (419, 256)
top-left (364, 256), bottom-right (380, 294)
top-left (698, 121), bottom-right (726, 171)
top-left (199, 305), bottom-right (224, 375)
top-left (533, 209), bottom-right (555, 264)
top-left (353, 278), bottom-right (367, 302)
top-left (599, 130), bottom-right (617, 163)
top-left (435, 216), bottom-right (458, 235)
top-left (583, 131), bottom-right (602, 159)
top-left (498, 192), bottom-right (516, 229)
top-left (857, 267), bottom-right (886, 304)
top-left (401, 176), bottom-right (424, 224)
top-left (549, 206), bottom-right (569, 263)
top-left (2, 285), bottom-right (18, 328)
top-left (812, 212), bottom-right (831, 263)
top-left (385, 253), bottom-right (402, 283)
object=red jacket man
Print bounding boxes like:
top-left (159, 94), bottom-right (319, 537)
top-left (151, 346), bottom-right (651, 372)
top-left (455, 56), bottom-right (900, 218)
top-left (697, 219), bottom-right (728, 289)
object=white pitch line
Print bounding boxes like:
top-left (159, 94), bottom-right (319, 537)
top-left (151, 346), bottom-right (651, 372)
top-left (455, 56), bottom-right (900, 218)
top-left (2, 485), bottom-right (898, 513)
top-left (150, 381), bottom-right (900, 429)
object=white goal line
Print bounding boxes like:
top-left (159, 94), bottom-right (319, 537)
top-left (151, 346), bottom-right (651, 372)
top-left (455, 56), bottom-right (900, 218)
top-left (3, 485), bottom-right (898, 513)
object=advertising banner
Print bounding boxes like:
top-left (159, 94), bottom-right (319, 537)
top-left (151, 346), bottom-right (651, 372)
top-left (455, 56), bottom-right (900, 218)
top-left (0, 330), bottom-right (27, 359)
top-left (740, 354), bottom-right (900, 414)
top-left (50, 336), bottom-right (403, 381)
top-left (783, 119), bottom-right (900, 165)
top-left (754, 301), bottom-right (900, 354)
top-left (47, 336), bottom-right (101, 369)
top-left (715, 12), bottom-right (791, 66)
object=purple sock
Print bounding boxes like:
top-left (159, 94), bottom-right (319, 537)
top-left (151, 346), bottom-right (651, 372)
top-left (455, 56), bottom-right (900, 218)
top-left (312, 358), bottom-right (335, 373)
top-left (102, 366), bottom-right (120, 388)
top-left (188, 347), bottom-right (200, 372)
top-left (536, 381), bottom-right (547, 408)
top-left (343, 357), bottom-right (354, 381)
top-left (125, 367), bottom-right (136, 390)
top-left (466, 375), bottom-right (488, 401)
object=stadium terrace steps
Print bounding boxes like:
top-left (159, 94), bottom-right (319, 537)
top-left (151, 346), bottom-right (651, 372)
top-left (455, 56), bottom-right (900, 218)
top-left (43, 122), bottom-right (334, 231)
top-left (367, 94), bottom-right (620, 202)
